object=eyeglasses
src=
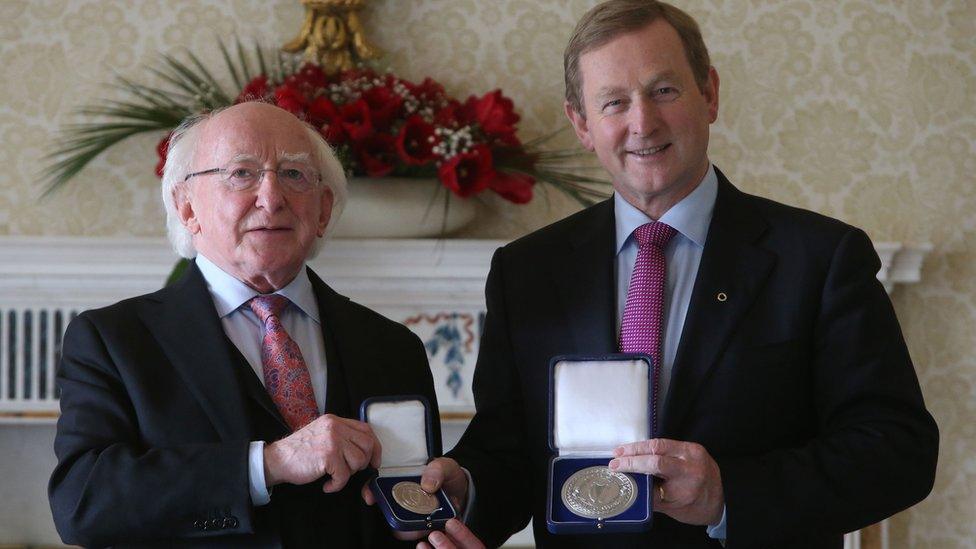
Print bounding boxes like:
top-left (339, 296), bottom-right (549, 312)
top-left (183, 161), bottom-right (322, 193)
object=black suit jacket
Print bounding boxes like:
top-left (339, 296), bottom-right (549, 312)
top-left (49, 263), bottom-right (440, 548)
top-left (450, 170), bottom-right (938, 548)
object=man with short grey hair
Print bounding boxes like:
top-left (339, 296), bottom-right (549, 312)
top-left (49, 102), bottom-right (438, 547)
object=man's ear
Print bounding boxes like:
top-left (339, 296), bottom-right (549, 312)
top-left (174, 184), bottom-right (201, 234)
top-left (316, 187), bottom-right (335, 237)
top-left (564, 100), bottom-right (595, 151)
top-left (704, 66), bottom-right (720, 124)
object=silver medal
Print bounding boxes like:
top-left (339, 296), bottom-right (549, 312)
top-left (561, 466), bottom-right (637, 519)
top-left (391, 481), bottom-right (440, 515)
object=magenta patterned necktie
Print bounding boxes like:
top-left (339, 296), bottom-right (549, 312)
top-left (619, 221), bottom-right (677, 430)
top-left (248, 294), bottom-right (318, 431)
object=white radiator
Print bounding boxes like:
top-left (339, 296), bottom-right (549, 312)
top-left (0, 306), bottom-right (75, 415)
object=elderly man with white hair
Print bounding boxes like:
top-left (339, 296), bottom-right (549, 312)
top-left (49, 102), bottom-right (440, 548)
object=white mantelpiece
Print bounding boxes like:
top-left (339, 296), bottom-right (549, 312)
top-left (0, 235), bottom-right (932, 422)
top-left (0, 236), bottom-right (498, 309)
top-left (0, 238), bottom-right (930, 304)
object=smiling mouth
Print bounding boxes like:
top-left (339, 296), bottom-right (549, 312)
top-left (628, 144), bottom-right (670, 157)
top-left (249, 227), bottom-right (292, 233)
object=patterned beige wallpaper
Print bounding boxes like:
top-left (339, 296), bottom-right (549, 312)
top-left (0, 0), bottom-right (973, 546)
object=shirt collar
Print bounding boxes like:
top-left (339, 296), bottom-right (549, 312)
top-left (614, 164), bottom-right (718, 254)
top-left (195, 253), bottom-right (320, 323)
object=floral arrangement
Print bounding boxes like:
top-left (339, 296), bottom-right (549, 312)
top-left (200, 65), bottom-right (531, 203)
top-left (45, 40), bottom-right (606, 208)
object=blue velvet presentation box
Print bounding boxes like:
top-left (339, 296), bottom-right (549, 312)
top-left (546, 354), bottom-right (654, 534)
top-left (360, 395), bottom-right (456, 531)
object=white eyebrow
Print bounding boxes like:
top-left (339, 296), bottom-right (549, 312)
top-left (225, 152), bottom-right (312, 164)
top-left (280, 152), bottom-right (311, 164)
top-left (229, 153), bottom-right (261, 164)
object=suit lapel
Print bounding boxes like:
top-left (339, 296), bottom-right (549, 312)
top-left (552, 199), bottom-right (617, 355)
top-left (308, 269), bottom-right (360, 417)
top-left (661, 172), bottom-right (775, 436)
top-left (142, 263), bottom-right (258, 440)
top-left (230, 344), bottom-right (290, 433)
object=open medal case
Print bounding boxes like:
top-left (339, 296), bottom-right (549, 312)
top-left (360, 395), bottom-right (456, 531)
top-left (546, 354), bottom-right (654, 534)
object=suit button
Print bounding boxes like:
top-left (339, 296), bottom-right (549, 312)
top-left (223, 516), bottom-right (239, 529)
top-left (193, 519), bottom-right (205, 530)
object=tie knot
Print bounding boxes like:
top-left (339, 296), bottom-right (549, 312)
top-left (248, 294), bottom-right (290, 324)
top-left (633, 221), bottom-right (676, 249)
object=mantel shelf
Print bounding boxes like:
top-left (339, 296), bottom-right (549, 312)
top-left (0, 236), bottom-right (931, 303)
top-left (0, 235), bottom-right (931, 425)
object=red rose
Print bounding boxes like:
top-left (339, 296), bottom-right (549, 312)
top-left (340, 99), bottom-right (374, 142)
top-left (473, 90), bottom-right (520, 144)
top-left (438, 145), bottom-right (494, 198)
top-left (340, 67), bottom-right (379, 83)
top-left (489, 170), bottom-right (534, 204)
top-left (288, 63), bottom-right (329, 93)
top-left (308, 96), bottom-right (337, 126)
top-left (383, 73), bottom-right (401, 88)
top-left (457, 96), bottom-right (479, 126)
top-left (308, 97), bottom-right (346, 145)
top-left (361, 85), bottom-right (403, 130)
top-left (396, 116), bottom-right (437, 166)
top-left (354, 133), bottom-right (398, 177)
top-left (412, 77), bottom-right (447, 103)
top-left (236, 75), bottom-right (270, 103)
top-left (433, 100), bottom-right (462, 127)
top-left (154, 132), bottom-right (172, 178)
top-left (274, 85), bottom-right (306, 115)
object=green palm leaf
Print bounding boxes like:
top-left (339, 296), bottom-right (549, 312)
top-left (501, 128), bottom-right (612, 207)
top-left (41, 38), bottom-right (277, 197)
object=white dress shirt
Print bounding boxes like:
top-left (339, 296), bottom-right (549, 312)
top-left (614, 165), bottom-right (727, 537)
top-left (196, 254), bottom-right (328, 506)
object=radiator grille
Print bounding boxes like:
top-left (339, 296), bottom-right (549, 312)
top-left (0, 307), bottom-right (78, 410)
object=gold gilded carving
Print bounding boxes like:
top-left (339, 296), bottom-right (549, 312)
top-left (283, 0), bottom-right (381, 74)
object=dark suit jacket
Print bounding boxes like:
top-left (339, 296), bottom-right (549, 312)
top-left (49, 263), bottom-right (440, 548)
top-left (450, 170), bottom-right (938, 548)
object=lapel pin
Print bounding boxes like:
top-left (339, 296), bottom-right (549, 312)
top-left (717, 292), bottom-right (728, 302)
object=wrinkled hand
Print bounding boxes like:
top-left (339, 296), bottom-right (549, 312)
top-left (362, 457), bottom-right (471, 542)
top-left (418, 457), bottom-right (469, 514)
top-left (361, 457), bottom-right (468, 510)
top-left (610, 438), bottom-right (724, 526)
top-left (362, 483), bottom-right (427, 542)
top-left (418, 519), bottom-right (485, 549)
top-left (264, 414), bottom-right (381, 493)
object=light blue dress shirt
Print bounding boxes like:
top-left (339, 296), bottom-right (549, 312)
top-left (196, 254), bottom-right (328, 506)
top-left (614, 165), bottom-right (727, 538)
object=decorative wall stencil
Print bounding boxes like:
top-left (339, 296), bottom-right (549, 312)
top-left (404, 312), bottom-right (479, 413)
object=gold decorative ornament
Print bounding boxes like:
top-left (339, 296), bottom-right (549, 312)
top-left (283, 0), bottom-right (381, 74)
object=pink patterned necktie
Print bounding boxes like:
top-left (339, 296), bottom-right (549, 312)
top-left (248, 294), bottom-right (318, 431)
top-left (619, 221), bottom-right (677, 430)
